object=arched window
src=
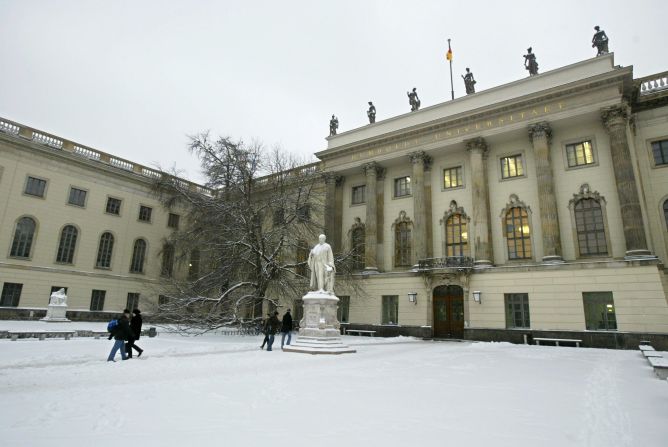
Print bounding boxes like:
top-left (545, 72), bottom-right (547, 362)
top-left (574, 198), bottom-right (608, 255)
top-left (56, 225), bottom-right (78, 264)
top-left (350, 218), bottom-right (365, 271)
top-left (393, 211), bottom-right (412, 267)
top-left (10, 217), bottom-right (36, 258)
top-left (96, 232), bottom-right (114, 268)
top-left (664, 199), bottom-right (668, 229)
top-left (505, 207), bottom-right (532, 260)
top-left (188, 248), bottom-right (200, 279)
top-left (161, 243), bottom-right (175, 277)
top-left (445, 214), bottom-right (469, 257)
top-left (295, 240), bottom-right (309, 277)
top-left (130, 239), bottom-right (147, 273)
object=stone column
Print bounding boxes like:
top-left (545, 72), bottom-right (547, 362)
top-left (466, 137), bottom-right (493, 266)
top-left (409, 151), bottom-right (432, 265)
top-left (363, 162), bottom-right (381, 271)
top-left (528, 122), bottom-right (563, 262)
top-left (601, 104), bottom-right (651, 257)
top-left (323, 174), bottom-right (344, 253)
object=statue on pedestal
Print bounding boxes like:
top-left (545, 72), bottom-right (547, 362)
top-left (329, 115), bottom-right (339, 136)
top-left (41, 288), bottom-right (70, 322)
top-left (462, 68), bottom-right (476, 94)
top-left (407, 88), bottom-right (421, 112)
top-left (367, 101), bottom-right (376, 124)
top-left (308, 234), bottom-right (336, 294)
top-left (524, 47), bottom-right (539, 76)
top-left (592, 26), bottom-right (609, 56)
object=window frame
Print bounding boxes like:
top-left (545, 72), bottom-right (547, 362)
top-left (1, 282), bottom-right (23, 307)
top-left (504, 293), bottom-right (530, 329)
top-left (563, 138), bottom-right (598, 170)
top-left (105, 196), bottom-right (123, 216)
top-left (574, 198), bottom-right (608, 256)
top-left (445, 213), bottom-right (470, 257)
top-left (499, 153), bottom-right (526, 180)
top-left (90, 289), bottom-right (106, 311)
top-left (9, 216), bottom-right (37, 259)
top-left (138, 205), bottom-right (153, 223)
top-left (161, 243), bottom-right (175, 277)
top-left (337, 295), bottom-right (350, 323)
top-left (381, 295), bottom-right (399, 325)
top-left (95, 232), bottom-right (115, 269)
top-left (504, 206), bottom-right (533, 260)
top-left (442, 165), bottom-right (464, 190)
top-left (126, 292), bottom-right (140, 311)
top-left (351, 184), bottom-right (367, 206)
top-left (393, 176), bottom-right (412, 199)
top-left (649, 138), bottom-right (668, 168)
top-left (168, 213), bottom-right (180, 229)
top-left (67, 186), bottom-right (88, 208)
top-left (55, 224), bottom-right (79, 264)
top-left (582, 291), bottom-right (617, 331)
top-left (129, 238), bottom-right (147, 274)
top-left (23, 175), bottom-right (48, 198)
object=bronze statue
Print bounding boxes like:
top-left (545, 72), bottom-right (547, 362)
top-left (329, 114), bottom-right (338, 136)
top-left (407, 88), bottom-right (421, 112)
top-left (462, 68), bottom-right (476, 94)
top-left (524, 47), bottom-right (539, 76)
top-left (592, 26), bottom-right (609, 56)
top-left (367, 101), bottom-right (376, 124)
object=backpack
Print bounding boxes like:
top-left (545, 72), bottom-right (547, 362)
top-left (107, 319), bottom-right (119, 333)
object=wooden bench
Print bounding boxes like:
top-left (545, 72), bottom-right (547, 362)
top-left (647, 356), bottom-right (668, 380)
top-left (346, 330), bottom-right (376, 337)
top-left (9, 331), bottom-right (76, 341)
top-left (534, 337), bottom-right (581, 347)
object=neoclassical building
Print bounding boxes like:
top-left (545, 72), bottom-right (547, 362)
top-left (1, 53), bottom-right (668, 348)
top-left (317, 54), bottom-right (668, 348)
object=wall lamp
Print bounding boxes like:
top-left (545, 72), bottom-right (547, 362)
top-left (407, 292), bottom-right (417, 304)
top-left (473, 291), bottom-right (482, 304)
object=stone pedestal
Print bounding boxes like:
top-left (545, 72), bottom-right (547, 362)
top-left (283, 291), bottom-right (355, 355)
top-left (41, 288), bottom-right (70, 322)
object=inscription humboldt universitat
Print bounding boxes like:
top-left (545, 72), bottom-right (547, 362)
top-left (346, 101), bottom-right (566, 163)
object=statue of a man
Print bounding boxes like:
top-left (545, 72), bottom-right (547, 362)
top-left (367, 101), bottom-right (376, 124)
top-left (308, 234), bottom-right (336, 293)
top-left (462, 68), bottom-right (476, 94)
top-left (407, 88), bottom-right (421, 112)
top-left (592, 26), bottom-right (609, 56)
top-left (329, 115), bottom-right (338, 136)
top-left (524, 47), bottom-right (539, 76)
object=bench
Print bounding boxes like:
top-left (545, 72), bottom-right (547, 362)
top-left (647, 356), bottom-right (668, 380)
top-left (534, 337), bottom-right (581, 347)
top-left (639, 345), bottom-right (655, 352)
top-left (643, 350), bottom-right (663, 359)
top-left (346, 330), bottom-right (376, 337)
top-left (9, 331), bottom-right (76, 341)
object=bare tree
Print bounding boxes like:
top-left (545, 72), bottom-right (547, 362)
top-left (152, 133), bottom-right (359, 334)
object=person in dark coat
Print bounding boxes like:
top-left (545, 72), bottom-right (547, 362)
top-left (265, 311), bottom-right (281, 351)
top-left (107, 311), bottom-right (133, 361)
top-left (260, 312), bottom-right (272, 350)
top-left (280, 309), bottom-right (293, 349)
top-left (125, 308), bottom-right (144, 358)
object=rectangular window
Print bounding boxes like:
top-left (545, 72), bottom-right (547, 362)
top-left (1, 283), bottom-right (23, 307)
top-left (68, 187), bottom-right (87, 207)
top-left (138, 205), bottom-right (152, 222)
top-left (351, 185), bottom-right (366, 205)
top-left (161, 245), bottom-right (175, 277)
top-left (168, 213), bottom-right (180, 229)
top-left (500, 155), bottom-right (524, 179)
top-left (651, 139), bottom-right (668, 166)
top-left (583, 292), bottom-right (617, 331)
top-left (297, 204), bottom-right (310, 222)
top-left (158, 295), bottom-right (169, 307)
top-left (566, 140), bottom-right (595, 167)
top-left (504, 293), bottom-right (530, 328)
top-left (443, 166), bottom-right (463, 189)
top-left (394, 176), bottom-right (411, 197)
top-left (90, 290), bottom-right (106, 311)
top-left (25, 176), bottom-right (47, 197)
top-left (49, 286), bottom-right (68, 304)
top-left (126, 292), bottom-right (140, 311)
top-left (381, 295), bottom-right (398, 325)
top-left (337, 295), bottom-right (350, 323)
top-left (105, 197), bottom-right (122, 215)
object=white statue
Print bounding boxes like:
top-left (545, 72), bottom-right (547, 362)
top-left (308, 234), bottom-right (336, 293)
top-left (49, 288), bottom-right (67, 306)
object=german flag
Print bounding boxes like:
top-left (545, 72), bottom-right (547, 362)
top-left (446, 48), bottom-right (453, 61)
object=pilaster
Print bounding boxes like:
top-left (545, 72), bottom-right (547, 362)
top-left (466, 137), bottom-right (493, 266)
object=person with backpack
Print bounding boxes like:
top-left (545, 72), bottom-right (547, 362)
top-left (265, 311), bottom-right (281, 351)
top-left (125, 308), bottom-right (144, 358)
top-left (280, 309), bottom-right (293, 349)
top-left (107, 310), bottom-right (132, 362)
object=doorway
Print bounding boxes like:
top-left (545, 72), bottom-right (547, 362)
top-left (433, 285), bottom-right (464, 339)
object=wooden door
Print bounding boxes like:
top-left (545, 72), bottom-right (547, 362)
top-left (433, 285), bottom-right (464, 339)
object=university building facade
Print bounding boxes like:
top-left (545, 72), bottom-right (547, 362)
top-left (1, 54), bottom-right (668, 348)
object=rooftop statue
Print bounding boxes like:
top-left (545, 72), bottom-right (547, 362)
top-left (367, 101), bottom-right (376, 124)
top-left (592, 26), bottom-right (609, 56)
top-left (407, 88), bottom-right (421, 112)
top-left (462, 68), bottom-right (476, 94)
top-left (329, 115), bottom-right (338, 136)
top-left (524, 47), bottom-right (539, 76)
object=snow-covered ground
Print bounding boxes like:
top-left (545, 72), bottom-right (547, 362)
top-left (1, 321), bottom-right (667, 447)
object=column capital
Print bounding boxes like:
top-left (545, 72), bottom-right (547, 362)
top-left (408, 151), bottom-right (432, 169)
top-left (601, 102), bottom-right (630, 130)
top-left (465, 137), bottom-right (488, 154)
top-left (363, 161), bottom-right (383, 177)
top-left (322, 172), bottom-right (338, 185)
top-left (528, 121), bottom-right (552, 144)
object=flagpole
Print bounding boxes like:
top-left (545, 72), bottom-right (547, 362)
top-left (448, 38), bottom-right (454, 100)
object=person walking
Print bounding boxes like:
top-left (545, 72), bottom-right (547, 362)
top-left (281, 309), bottom-right (293, 349)
top-left (125, 308), bottom-right (144, 358)
top-left (107, 311), bottom-right (132, 362)
top-left (266, 311), bottom-right (281, 351)
top-left (260, 312), bottom-right (271, 350)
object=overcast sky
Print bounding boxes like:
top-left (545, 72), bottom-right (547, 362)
top-left (2, 0), bottom-right (667, 184)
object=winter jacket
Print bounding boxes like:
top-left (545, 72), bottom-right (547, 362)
top-left (281, 312), bottom-right (293, 332)
top-left (114, 316), bottom-right (133, 341)
top-left (130, 314), bottom-right (143, 339)
top-left (266, 315), bottom-right (280, 335)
